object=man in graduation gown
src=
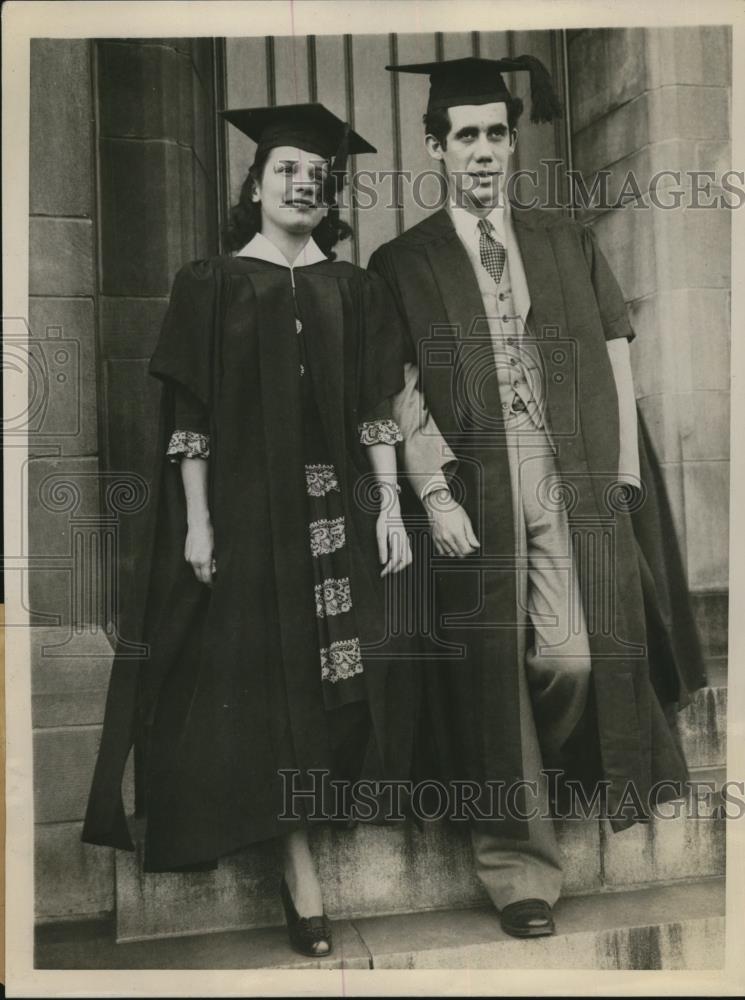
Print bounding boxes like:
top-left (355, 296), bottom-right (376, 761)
top-left (368, 56), bottom-right (705, 938)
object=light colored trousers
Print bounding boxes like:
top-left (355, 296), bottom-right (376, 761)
top-left (471, 411), bottom-right (592, 909)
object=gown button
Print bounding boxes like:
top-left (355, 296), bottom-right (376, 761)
top-left (296, 319), bottom-right (303, 334)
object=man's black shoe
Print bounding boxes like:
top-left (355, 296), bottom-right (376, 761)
top-left (499, 898), bottom-right (555, 938)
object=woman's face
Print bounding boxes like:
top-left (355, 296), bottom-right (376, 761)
top-left (252, 145), bottom-right (329, 237)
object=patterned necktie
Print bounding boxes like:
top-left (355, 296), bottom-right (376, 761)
top-left (478, 217), bottom-right (506, 285)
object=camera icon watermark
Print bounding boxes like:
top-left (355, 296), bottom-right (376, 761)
top-left (416, 319), bottom-right (580, 445)
top-left (3, 315), bottom-right (82, 440)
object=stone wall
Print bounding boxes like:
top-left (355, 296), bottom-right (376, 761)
top-left (31, 37), bottom-right (219, 924)
top-left (29, 38), bottom-right (115, 923)
top-left (28, 39), bottom-right (100, 627)
top-left (569, 26), bottom-right (731, 660)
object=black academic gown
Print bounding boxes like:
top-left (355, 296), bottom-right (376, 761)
top-left (82, 255), bottom-right (418, 872)
top-left (369, 206), bottom-right (706, 838)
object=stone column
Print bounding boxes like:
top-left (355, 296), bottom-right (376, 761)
top-left (96, 37), bottom-right (218, 638)
top-left (29, 39), bottom-right (117, 924)
top-left (28, 40), bottom-right (101, 627)
top-left (569, 26), bottom-right (731, 665)
top-left (30, 36), bottom-right (219, 928)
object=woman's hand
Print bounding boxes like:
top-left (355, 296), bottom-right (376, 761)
top-left (185, 518), bottom-right (216, 585)
top-left (376, 490), bottom-right (412, 577)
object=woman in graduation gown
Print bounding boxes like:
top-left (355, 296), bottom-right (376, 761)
top-left (82, 104), bottom-right (417, 957)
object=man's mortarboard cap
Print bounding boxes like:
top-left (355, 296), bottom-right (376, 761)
top-left (386, 56), bottom-right (562, 124)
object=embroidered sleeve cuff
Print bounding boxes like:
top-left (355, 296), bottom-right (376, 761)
top-left (167, 430), bottom-right (210, 463)
top-left (358, 418), bottom-right (403, 447)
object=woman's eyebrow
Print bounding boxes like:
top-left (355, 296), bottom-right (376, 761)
top-left (275, 158), bottom-right (328, 168)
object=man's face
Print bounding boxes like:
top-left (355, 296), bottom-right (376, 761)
top-left (426, 101), bottom-right (516, 212)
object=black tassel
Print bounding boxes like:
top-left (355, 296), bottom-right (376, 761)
top-left (325, 122), bottom-right (351, 205)
top-left (502, 54), bottom-right (563, 124)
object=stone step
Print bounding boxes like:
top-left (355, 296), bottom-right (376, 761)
top-left (36, 878), bottom-right (725, 970)
top-left (115, 764), bottom-right (725, 942)
top-left (111, 679), bottom-right (727, 941)
top-left (351, 878), bottom-right (725, 970)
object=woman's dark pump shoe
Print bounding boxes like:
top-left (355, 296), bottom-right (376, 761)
top-left (499, 898), bottom-right (555, 939)
top-left (280, 877), bottom-right (333, 957)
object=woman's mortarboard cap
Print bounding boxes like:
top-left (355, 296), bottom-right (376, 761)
top-left (386, 56), bottom-right (562, 124)
top-left (219, 102), bottom-right (375, 201)
top-left (218, 102), bottom-right (376, 159)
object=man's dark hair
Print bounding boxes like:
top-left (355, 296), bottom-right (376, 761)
top-left (223, 148), bottom-right (352, 257)
top-left (423, 97), bottom-right (524, 149)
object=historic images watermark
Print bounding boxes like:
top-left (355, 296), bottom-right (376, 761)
top-left (278, 770), bottom-right (745, 824)
top-left (282, 162), bottom-right (745, 212)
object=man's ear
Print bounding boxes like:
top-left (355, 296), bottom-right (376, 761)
top-left (424, 134), bottom-right (445, 161)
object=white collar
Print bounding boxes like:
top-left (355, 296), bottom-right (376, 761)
top-left (449, 199), bottom-right (510, 245)
top-left (235, 232), bottom-right (328, 268)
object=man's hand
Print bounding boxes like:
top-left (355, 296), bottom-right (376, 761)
top-left (185, 518), bottom-right (216, 585)
top-left (423, 488), bottom-right (480, 557)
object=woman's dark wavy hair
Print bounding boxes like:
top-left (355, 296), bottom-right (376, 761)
top-left (222, 148), bottom-right (353, 259)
